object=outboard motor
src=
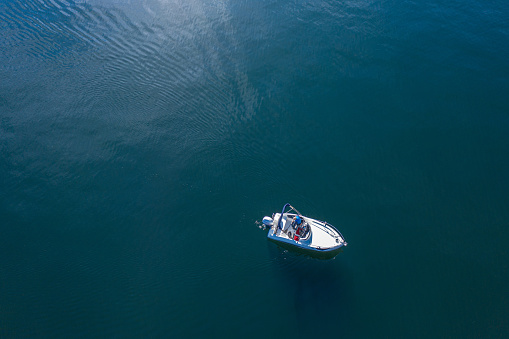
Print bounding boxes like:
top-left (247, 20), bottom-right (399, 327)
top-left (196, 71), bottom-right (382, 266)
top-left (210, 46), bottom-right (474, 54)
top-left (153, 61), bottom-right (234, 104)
top-left (262, 216), bottom-right (273, 227)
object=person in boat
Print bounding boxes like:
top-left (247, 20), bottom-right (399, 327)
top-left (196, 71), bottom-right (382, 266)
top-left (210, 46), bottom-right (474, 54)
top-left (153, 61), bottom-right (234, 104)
top-left (292, 215), bottom-right (310, 239)
top-left (292, 216), bottom-right (302, 229)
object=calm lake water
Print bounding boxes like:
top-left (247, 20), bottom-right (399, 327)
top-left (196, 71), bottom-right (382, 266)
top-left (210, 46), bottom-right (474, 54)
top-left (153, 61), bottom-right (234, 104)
top-left (1, 0), bottom-right (508, 337)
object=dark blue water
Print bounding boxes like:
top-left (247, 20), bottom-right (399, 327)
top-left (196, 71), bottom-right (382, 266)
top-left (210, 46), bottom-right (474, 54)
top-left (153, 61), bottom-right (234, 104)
top-left (1, 0), bottom-right (508, 337)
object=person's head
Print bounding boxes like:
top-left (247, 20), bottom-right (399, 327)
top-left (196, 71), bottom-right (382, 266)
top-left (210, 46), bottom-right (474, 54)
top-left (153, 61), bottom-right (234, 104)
top-left (296, 216), bottom-right (302, 225)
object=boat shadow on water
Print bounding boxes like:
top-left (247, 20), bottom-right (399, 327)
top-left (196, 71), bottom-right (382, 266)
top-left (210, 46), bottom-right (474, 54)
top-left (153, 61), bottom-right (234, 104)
top-left (267, 242), bottom-right (353, 336)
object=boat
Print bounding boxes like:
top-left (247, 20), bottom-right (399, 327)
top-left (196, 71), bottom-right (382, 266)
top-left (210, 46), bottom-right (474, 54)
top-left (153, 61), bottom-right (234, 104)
top-left (262, 203), bottom-right (347, 258)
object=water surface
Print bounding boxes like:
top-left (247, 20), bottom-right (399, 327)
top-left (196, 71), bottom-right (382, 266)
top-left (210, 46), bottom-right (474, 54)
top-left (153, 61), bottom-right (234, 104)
top-left (1, 0), bottom-right (508, 337)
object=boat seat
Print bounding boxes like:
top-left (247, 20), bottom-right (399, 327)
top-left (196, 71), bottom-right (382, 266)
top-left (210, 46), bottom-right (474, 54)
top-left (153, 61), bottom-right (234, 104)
top-left (281, 217), bottom-right (291, 232)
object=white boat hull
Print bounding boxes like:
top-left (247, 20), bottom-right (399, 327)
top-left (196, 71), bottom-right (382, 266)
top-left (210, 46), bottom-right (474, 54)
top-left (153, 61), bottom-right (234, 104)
top-left (267, 212), bottom-right (347, 258)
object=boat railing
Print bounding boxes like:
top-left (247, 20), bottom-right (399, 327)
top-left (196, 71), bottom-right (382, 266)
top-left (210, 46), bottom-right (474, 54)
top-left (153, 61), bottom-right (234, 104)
top-left (316, 220), bottom-right (346, 242)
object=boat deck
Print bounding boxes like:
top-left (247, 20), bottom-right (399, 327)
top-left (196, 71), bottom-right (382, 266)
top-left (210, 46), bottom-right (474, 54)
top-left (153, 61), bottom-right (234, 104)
top-left (269, 213), bottom-right (345, 250)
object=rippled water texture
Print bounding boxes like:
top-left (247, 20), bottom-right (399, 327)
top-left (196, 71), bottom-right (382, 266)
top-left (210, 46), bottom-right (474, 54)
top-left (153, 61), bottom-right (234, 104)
top-left (1, 0), bottom-right (508, 337)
